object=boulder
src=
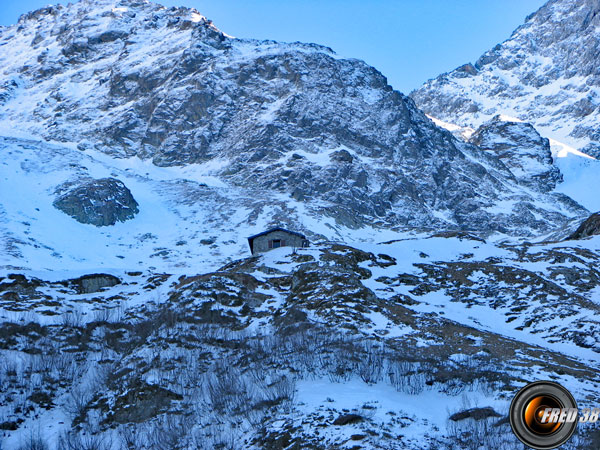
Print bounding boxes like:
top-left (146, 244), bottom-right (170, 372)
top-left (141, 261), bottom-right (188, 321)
top-left (53, 177), bottom-right (139, 226)
top-left (449, 407), bottom-right (501, 422)
top-left (71, 273), bottom-right (121, 294)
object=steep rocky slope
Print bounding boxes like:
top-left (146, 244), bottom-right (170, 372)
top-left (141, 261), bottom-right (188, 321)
top-left (411, 0), bottom-right (600, 157)
top-left (0, 0), bottom-right (588, 243)
top-left (568, 212), bottom-right (600, 240)
top-left (1, 239), bottom-right (600, 449)
top-left (468, 115), bottom-right (562, 192)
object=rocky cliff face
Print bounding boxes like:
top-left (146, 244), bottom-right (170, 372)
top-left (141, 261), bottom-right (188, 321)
top-left (0, 0), bottom-right (588, 238)
top-left (411, 0), bottom-right (600, 157)
top-left (568, 212), bottom-right (600, 240)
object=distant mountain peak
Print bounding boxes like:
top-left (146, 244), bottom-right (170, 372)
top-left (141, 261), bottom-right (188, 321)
top-left (411, 0), bottom-right (600, 158)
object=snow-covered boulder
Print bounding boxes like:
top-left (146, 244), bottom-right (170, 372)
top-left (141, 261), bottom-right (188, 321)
top-left (53, 177), bottom-right (138, 226)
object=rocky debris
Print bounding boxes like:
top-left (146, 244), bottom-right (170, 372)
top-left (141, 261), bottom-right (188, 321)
top-left (0, 274), bottom-right (45, 305)
top-left (469, 116), bottom-right (562, 191)
top-left (332, 413), bottom-right (363, 426)
top-left (411, 0), bottom-right (600, 156)
top-left (430, 231), bottom-right (486, 243)
top-left (0, 79), bottom-right (19, 106)
top-left (568, 212), bottom-right (600, 240)
top-left (53, 177), bottom-right (138, 226)
top-left (329, 149), bottom-right (354, 163)
top-left (105, 379), bottom-right (183, 425)
top-left (449, 407), bottom-right (501, 422)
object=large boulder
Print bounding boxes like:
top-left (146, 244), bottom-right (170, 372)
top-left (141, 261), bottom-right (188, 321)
top-left (70, 273), bottom-right (121, 294)
top-left (53, 177), bottom-right (139, 226)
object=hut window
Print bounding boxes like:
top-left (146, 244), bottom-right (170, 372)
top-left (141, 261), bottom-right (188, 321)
top-left (271, 239), bottom-right (282, 248)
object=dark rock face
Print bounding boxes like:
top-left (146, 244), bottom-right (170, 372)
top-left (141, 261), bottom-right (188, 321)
top-left (449, 407), bottom-right (501, 422)
top-left (108, 380), bottom-right (183, 425)
top-left (53, 178), bottom-right (138, 226)
top-left (568, 212), bottom-right (600, 240)
top-left (0, 0), bottom-right (588, 236)
top-left (333, 414), bottom-right (363, 426)
top-left (469, 116), bottom-right (562, 192)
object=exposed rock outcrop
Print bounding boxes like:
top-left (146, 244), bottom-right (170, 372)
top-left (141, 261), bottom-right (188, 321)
top-left (568, 212), bottom-right (600, 240)
top-left (70, 273), bottom-right (121, 294)
top-left (411, 0), bottom-right (600, 157)
top-left (469, 116), bottom-right (562, 192)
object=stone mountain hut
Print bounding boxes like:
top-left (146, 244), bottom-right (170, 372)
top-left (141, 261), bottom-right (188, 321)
top-left (247, 227), bottom-right (309, 255)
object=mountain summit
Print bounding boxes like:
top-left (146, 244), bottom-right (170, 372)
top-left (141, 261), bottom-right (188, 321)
top-left (411, 0), bottom-right (600, 157)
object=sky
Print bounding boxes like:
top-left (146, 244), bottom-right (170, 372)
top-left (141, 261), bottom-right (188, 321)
top-left (0, 0), bottom-right (548, 94)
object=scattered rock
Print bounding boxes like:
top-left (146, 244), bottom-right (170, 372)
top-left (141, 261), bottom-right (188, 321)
top-left (329, 149), bottom-right (353, 163)
top-left (333, 413), bottom-right (363, 426)
top-left (107, 380), bottom-right (183, 424)
top-left (449, 407), bottom-right (502, 422)
top-left (431, 230), bottom-right (487, 243)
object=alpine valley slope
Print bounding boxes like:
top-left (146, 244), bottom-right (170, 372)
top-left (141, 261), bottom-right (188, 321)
top-left (1, 1), bottom-right (600, 449)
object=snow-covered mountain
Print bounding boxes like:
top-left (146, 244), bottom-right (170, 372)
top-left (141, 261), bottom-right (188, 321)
top-left (0, 0), bottom-right (593, 275)
top-left (411, 0), bottom-right (600, 158)
top-left (1, 1), bottom-right (600, 449)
